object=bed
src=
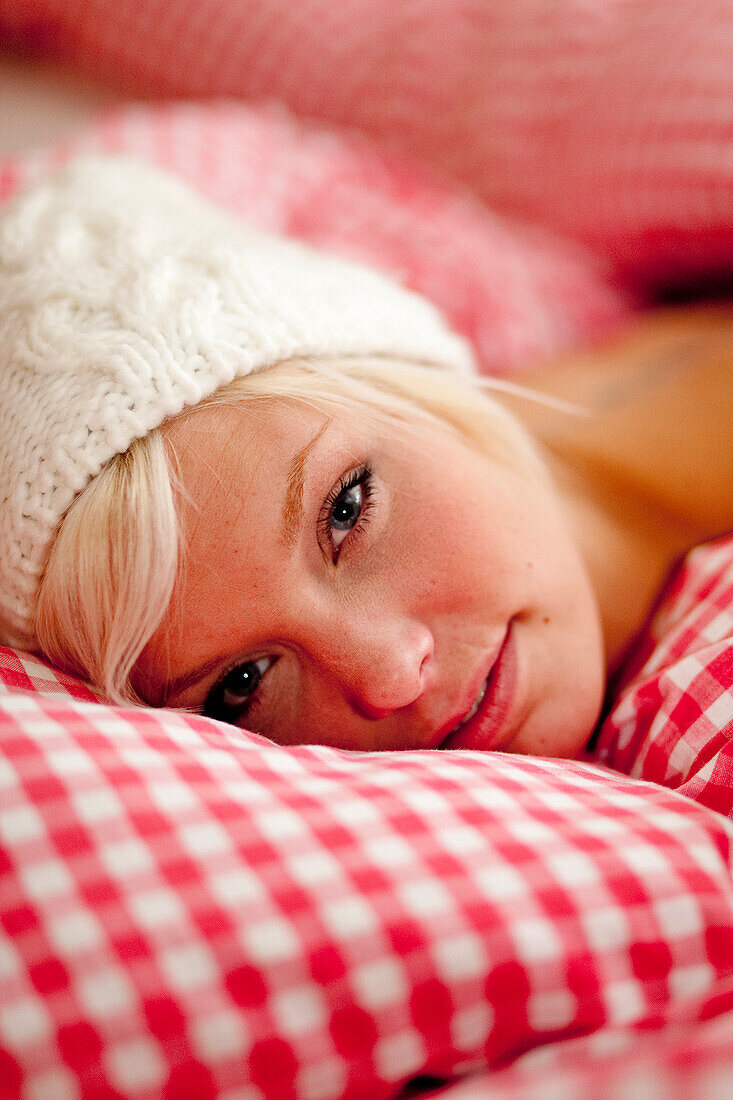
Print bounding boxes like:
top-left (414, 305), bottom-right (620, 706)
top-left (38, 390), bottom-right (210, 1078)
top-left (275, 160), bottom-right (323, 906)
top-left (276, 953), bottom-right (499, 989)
top-left (1, 3), bottom-right (732, 1097)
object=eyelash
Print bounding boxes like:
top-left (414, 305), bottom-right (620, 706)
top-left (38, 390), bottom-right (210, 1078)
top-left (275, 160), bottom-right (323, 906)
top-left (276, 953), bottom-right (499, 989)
top-left (203, 655), bottom-right (273, 725)
top-left (317, 462), bottom-right (374, 563)
top-left (203, 463), bottom-right (375, 723)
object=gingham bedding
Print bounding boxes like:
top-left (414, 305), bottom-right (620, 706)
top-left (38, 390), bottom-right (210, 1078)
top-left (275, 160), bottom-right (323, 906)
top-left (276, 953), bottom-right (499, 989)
top-left (0, 536), bottom-right (732, 1099)
top-left (593, 536), bottom-right (733, 819)
top-left (2, 2), bottom-right (733, 1095)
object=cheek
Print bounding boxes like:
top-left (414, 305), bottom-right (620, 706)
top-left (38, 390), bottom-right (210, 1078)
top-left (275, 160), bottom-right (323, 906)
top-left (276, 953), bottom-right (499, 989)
top-left (386, 508), bottom-right (490, 614)
top-left (509, 571), bottom-right (606, 758)
top-left (384, 470), bottom-right (526, 614)
top-left (382, 448), bottom-right (586, 624)
top-left (512, 636), bottom-right (606, 758)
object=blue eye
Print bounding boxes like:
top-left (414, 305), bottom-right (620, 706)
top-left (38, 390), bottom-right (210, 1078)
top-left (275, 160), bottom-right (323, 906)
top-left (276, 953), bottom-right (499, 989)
top-left (330, 482), bottom-right (363, 545)
top-left (320, 464), bottom-right (373, 560)
top-left (204, 656), bottom-right (273, 721)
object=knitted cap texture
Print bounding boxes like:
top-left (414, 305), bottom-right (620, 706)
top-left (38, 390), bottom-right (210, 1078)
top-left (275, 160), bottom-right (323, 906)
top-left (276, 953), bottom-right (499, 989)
top-left (0, 155), bottom-right (475, 650)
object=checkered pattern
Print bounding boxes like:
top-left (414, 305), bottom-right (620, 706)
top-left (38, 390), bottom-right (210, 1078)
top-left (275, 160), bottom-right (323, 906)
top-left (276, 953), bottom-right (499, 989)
top-left (1, 4), bottom-right (733, 1093)
top-left (1, 536), bottom-right (733, 1097)
top-left (0, 649), bottom-right (99, 704)
top-left (2, 0), bottom-right (732, 291)
top-left (432, 978), bottom-right (733, 1099)
top-left (1, 665), bottom-right (732, 1098)
top-left (593, 534), bottom-right (733, 819)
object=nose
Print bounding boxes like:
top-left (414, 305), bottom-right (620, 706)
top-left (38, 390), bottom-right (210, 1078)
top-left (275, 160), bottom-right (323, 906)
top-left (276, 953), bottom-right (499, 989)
top-left (300, 609), bottom-right (434, 720)
top-left (347, 620), bottom-right (434, 719)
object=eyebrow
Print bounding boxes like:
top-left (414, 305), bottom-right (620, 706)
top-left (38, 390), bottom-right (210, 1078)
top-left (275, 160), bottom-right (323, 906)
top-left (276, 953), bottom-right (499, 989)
top-left (161, 420), bottom-right (331, 704)
top-left (281, 419), bottom-right (330, 547)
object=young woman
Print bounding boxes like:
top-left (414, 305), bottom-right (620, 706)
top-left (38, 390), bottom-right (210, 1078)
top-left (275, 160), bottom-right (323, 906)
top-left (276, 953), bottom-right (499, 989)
top-left (2, 157), bottom-right (731, 759)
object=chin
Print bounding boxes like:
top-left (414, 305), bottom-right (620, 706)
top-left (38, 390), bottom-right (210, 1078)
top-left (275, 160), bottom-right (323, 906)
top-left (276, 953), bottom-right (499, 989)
top-left (504, 697), bottom-right (604, 759)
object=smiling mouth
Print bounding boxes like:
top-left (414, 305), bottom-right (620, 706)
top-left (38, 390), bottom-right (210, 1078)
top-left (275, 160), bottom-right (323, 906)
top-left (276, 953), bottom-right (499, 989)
top-left (447, 678), bottom-right (488, 737)
top-left (438, 622), bottom-right (517, 751)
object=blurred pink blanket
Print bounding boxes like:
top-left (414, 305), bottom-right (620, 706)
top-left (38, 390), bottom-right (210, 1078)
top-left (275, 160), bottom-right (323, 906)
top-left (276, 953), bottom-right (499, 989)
top-left (3, 0), bottom-right (732, 292)
top-left (2, 0), bottom-right (732, 378)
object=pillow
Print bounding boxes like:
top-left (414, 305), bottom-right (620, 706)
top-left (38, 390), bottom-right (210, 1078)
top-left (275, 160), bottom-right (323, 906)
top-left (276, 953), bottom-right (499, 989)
top-left (3, 0), bottom-right (733, 289)
top-left (429, 975), bottom-right (733, 1098)
top-left (593, 534), bottom-right (733, 818)
top-left (2, 649), bottom-right (733, 1097)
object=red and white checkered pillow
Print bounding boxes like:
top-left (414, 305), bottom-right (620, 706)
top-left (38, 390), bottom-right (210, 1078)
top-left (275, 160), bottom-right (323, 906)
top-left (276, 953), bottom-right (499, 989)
top-left (593, 534), bottom-right (733, 818)
top-left (431, 974), bottom-right (733, 1099)
top-left (1, 537), bottom-right (733, 1097)
top-left (1, 649), bottom-right (733, 1098)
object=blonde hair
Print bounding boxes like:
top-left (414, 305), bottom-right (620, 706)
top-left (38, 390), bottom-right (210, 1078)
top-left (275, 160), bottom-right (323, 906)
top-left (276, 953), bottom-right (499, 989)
top-left (36, 356), bottom-right (550, 705)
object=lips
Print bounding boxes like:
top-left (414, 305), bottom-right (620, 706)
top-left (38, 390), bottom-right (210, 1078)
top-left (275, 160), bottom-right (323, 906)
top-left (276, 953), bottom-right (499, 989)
top-left (453, 676), bottom-right (488, 730)
top-left (439, 623), bottom-right (517, 752)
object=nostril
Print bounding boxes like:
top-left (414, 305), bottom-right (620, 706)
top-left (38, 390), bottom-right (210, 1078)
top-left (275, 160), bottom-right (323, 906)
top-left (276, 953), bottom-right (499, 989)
top-left (349, 650), bottom-right (431, 720)
top-left (350, 698), bottom-right (394, 722)
top-left (335, 619), bottom-right (434, 720)
top-left (417, 629), bottom-right (435, 684)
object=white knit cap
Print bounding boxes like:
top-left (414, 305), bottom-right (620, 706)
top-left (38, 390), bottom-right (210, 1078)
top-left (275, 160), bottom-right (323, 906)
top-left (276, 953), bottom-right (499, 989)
top-left (0, 155), bottom-right (475, 650)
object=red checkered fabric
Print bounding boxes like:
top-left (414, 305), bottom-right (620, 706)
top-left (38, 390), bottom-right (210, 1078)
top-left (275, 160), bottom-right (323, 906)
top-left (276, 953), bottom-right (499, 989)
top-left (1, 537), bottom-right (733, 1097)
top-left (1, 658), bottom-right (733, 1098)
top-left (593, 534), bottom-right (733, 819)
top-left (432, 978), bottom-right (733, 1098)
top-left (1, 4), bottom-right (732, 1092)
top-left (2, 0), bottom-right (732, 290)
top-left (0, 650), bottom-right (99, 705)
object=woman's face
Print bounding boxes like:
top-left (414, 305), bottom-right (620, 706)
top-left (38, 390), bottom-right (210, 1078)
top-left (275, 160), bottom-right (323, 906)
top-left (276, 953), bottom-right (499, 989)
top-left (136, 393), bottom-right (606, 757)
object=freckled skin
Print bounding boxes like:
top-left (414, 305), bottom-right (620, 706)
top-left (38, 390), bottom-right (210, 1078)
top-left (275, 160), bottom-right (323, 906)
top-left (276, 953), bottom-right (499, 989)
top-left (136, 398), bottom-right (606, 757)
top-left (131, 310), bottom-right (733, 757)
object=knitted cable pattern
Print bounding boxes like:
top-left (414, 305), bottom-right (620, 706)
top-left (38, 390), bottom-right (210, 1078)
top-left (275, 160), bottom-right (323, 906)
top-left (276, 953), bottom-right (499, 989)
top-left (0, 155), bottom-right (474, 649)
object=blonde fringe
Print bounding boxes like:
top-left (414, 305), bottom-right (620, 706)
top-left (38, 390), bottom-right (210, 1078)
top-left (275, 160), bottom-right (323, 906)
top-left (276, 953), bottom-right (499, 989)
top-left (36, 434), bottom-right (180, 705)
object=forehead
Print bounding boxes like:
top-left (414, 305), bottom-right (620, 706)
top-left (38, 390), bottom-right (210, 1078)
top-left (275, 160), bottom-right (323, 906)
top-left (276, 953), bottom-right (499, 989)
top-left (142, 399), bottom-right (330, 683)
top-left (167, 397), bottom-right (329, 556)
top-left (164, 397), bottom-right (321, 483)
top-left (166, 397), bottom-right (345, 561)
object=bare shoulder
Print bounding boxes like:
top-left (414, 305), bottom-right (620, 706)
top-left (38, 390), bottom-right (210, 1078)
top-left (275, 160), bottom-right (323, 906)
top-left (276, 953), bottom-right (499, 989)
top-left (515, 306), bottom-right (733, 538)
